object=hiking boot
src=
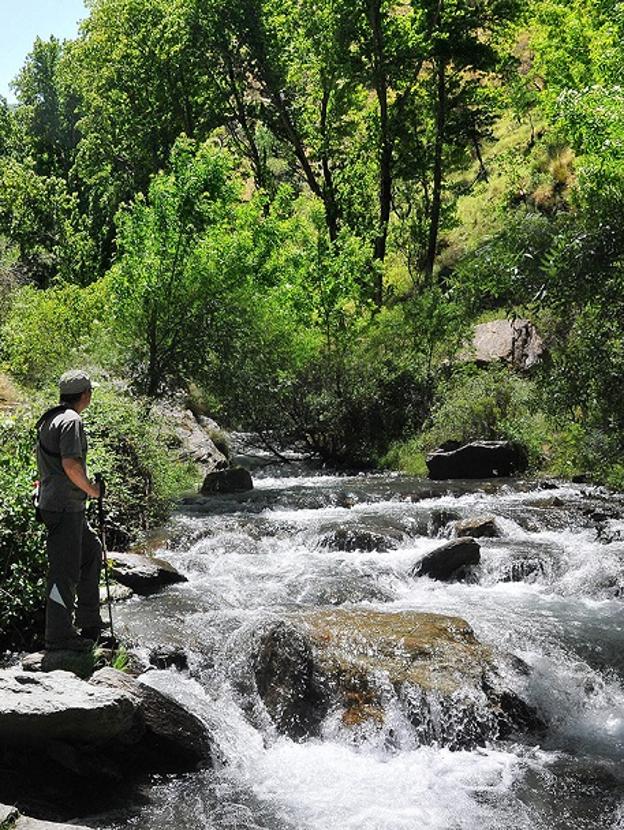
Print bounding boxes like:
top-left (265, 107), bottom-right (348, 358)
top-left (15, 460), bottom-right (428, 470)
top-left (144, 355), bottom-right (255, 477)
top-left (46, 636), bottom-right (94, 653)
top-left (81, 626), bottom-right (119, 650)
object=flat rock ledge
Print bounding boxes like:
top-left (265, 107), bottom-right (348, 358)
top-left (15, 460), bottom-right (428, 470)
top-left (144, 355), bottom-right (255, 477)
top-left (109, 551), bottom-right (187, 595)
top-left (0, 667), bottom-right (212, 822)
top-left (250, 610), bottom-right (542, 750)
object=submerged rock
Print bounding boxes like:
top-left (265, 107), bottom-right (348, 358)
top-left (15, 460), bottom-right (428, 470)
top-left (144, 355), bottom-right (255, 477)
top-left (318, 527), bottom-right (401, 553)
top-left (251, 610), bottom-right (542, 749)
top-left (149, 644), bottom-right (189, 672)
top-left (454, 515), bottom-right (501, 539)
top-left (109, 552), bottom-right (187, 595)
top-left (412, 538), bottom-right (481, 581)
top-left (200, 467), bottom-right (253, 495)
top-left (427, 441), bottom-right (528, 480)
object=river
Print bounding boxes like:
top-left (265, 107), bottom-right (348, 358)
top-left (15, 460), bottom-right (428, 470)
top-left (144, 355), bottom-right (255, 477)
top-left (96, 450), bottom-right (624, 830)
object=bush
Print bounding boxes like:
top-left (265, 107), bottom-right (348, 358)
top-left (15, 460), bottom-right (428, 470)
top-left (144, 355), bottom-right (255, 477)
top-left (384, 366), bottom-right (552, 475)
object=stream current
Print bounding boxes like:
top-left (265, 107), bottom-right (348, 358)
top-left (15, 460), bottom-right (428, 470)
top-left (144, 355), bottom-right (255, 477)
top-left (98, 450), bottom-right (624, 830)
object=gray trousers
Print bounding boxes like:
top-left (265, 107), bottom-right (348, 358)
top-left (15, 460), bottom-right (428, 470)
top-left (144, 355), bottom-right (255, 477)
top-left (41, 510), bottom-right (103, 646)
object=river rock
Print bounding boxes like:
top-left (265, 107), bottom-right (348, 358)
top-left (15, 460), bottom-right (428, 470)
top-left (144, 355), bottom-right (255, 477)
top-left (90, 668), bottom-right (212, 767)
top-left (454, 515), bottom-right (501, 539)
top-left (21, 651), bottom-right (101, 680)
top-left (109, 552), bottom-right (187, 595)
top-left (99, 583), bottom-right (134, 604)
top-left (0, 669), bottom-right (137, 744)
top-left (427, 441), bottom-right (528, 480)
top-left (462, 318), bottom-right (545, 371)
top-left (200, 467), bottom-right (253, 495)
top-left (252, 610), bottom-right (541, 749)
top-left (149, 644), bottom-right (189, 671)
top-left (318, 527), bottom-right (401, 553)
top-left (412, 538), bottom-right (481, 581)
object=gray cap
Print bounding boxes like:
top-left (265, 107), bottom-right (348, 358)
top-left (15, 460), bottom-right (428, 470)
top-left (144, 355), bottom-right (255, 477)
top-left (59, 370), bottom-right (94, 396)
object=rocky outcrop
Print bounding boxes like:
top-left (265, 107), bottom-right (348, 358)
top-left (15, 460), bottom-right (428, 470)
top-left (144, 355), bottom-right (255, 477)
top-left (462, 318), bottom-right (545, 371)
top-left (251, 610), bottom-right (542, 749)
top-left (412, 538), bottom-right (481, 581)
top-left (427, 441), bottom-right (528, 479)
top-left (109, 552), bottom-right (187, 595)
top-left (0, 667), bottom-right (212, 821)
top-left (155, 401), bottom-right (229, 474)
top-left (200, 467), bottom-right (253, 495)
top-left (318, 527), bottom-right (402, 553)
top-left (454, 515), bottom-right (501, 539)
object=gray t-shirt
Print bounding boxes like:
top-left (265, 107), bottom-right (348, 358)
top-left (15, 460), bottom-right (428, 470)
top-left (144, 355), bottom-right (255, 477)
top-left (37, 408), bottom-right (88, 512)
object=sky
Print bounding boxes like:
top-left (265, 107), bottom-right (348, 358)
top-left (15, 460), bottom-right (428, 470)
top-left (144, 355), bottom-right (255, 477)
top-left (0, 0), bottom-right (87, 103)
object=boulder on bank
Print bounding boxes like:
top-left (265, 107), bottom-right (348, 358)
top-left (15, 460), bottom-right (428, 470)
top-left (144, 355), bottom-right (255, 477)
top-left (427, 441), bottom-right (528, 480)
top-left (251, 610), bottom-right (541, 749)
top-left (200, 466), bottom-right (253, 495)
top-left (454, 515), bottom-right (501, 539)
top-left (412, 538), bottom-right (481, 581)
top-left (0, 666), bottom-right (213, 821)
top-left (109, 552), bottom-right (187, 595)
top-left (155, 402), bottom-right (229, 474)
top-left (462, 318), bottom-right (545, 371)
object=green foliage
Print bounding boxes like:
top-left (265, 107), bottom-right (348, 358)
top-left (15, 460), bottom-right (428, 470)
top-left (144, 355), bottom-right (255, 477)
top-left (84, 387), bottom-right (198, 549)
top-left (0, 410), bottom-right (46, 651)
top-left (0, 281), bottom-right (106, 385)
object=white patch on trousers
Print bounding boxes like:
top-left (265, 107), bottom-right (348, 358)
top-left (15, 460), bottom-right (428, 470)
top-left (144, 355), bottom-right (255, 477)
top-left (49, 584), bottom-right (67, 608)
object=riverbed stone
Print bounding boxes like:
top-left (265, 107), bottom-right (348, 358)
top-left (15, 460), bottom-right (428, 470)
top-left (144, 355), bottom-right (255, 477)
top-left (21, 651), bottom-right (100, 680)
top-left (318, 527), bottom-right (401, 553)
top-left (427, 440), bottom-right (528, 480)
top-left (109, 552), bottom-right (187, 595)
top-left (412, 538), bottom-right (481, 581)
top-left (252, 610), bottom-right (540, 749)
top-left (200, 467), bottom-right (253, 494)
top-left (90, 668), bottom-right (212, 767)
top-left (454, 515), bottom-right (501, 539)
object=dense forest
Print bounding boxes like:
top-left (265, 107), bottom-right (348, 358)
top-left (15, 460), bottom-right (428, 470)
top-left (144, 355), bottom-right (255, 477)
top-left (1, 0), bottom-right (624, 643)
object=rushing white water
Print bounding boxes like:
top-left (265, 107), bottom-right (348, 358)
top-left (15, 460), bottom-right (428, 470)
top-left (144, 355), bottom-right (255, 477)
top-left (102, 468), bottom-right (624, 830)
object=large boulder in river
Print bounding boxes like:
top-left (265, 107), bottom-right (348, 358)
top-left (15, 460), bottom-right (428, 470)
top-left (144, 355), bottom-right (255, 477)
top-left (462, 318), bottom-right (545, 371)
top-left (427, 440), bottom-right (528, 480)
top-left (251, 610), bottom-right (542, 749)
top-left (412, 538), bottom-right (481, 581)
top-left (318, 527), bottom-right (402, 553)
top-left (109, 551), bottom-right (187, 595)
top-left (200, 466), bottom-right (253, 495)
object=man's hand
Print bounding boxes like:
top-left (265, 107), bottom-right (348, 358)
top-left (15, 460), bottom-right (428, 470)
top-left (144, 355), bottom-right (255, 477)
top-left (61, 457), bottom-right (101, 499)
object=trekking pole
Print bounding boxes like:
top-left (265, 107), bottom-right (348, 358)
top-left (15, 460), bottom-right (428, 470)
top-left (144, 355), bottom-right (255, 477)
top-left (95, 473), bottom-right (115, 638)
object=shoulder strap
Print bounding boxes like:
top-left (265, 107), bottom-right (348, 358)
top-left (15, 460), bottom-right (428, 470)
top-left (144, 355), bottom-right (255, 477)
top-left (36, 404), bottom-right (70, 459)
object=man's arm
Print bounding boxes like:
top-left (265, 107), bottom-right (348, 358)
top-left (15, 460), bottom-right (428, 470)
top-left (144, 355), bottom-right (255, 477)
top-left (62, 457), bottom-right (101, 499)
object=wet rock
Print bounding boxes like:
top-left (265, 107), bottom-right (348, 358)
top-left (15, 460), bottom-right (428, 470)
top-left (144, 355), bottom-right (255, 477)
top-left (412, 538), bottom-right (481, 581)
top-left (253, 621), bottom-right (327, 740)
top-left (200, 467), bottom-right (253, 495)
top-left (318, 527), bottom-right (401, 553)
top-left (454, 515), bottom-right (501, 539)
top-left (252, 611), bottom-right (540, 749)
top-left (91, 668), bottom-right (212, 767)
top-left (109, 552), bottom-right (187, 596)
top-left (461, 318), bottom-right (545, 371)
top-left (99, 583), bottom-right (134, 604)
top-left (427, 441), bottom-right (528, 480)
top-left (427, 508), bottom-right (461, 536)
top-left (149, 645), bottom-right (189, 672)
top-left (0, 669), bottom-right (137, 744)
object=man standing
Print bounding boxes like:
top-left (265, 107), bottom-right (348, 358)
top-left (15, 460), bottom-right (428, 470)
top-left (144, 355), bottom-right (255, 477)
top-left (36, 370), bottom-right (106, 651)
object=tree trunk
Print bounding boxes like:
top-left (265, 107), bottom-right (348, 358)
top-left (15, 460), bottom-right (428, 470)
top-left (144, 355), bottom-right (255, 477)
top-left (425, 54), bottom-right (446, 281)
